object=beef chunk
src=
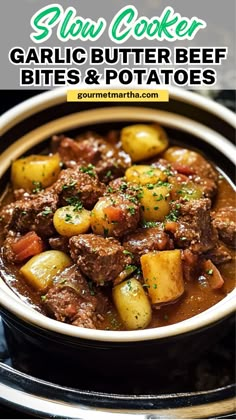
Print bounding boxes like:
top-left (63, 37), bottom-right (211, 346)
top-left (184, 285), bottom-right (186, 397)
top-left (108, 178), bottom-right (141, 197)
top-left (95, 150), bottom-right (130, 184)
top-left (49, 236), bottom-right (69, 253)
top-left (166, 150), bottom-right (217, 182)
top-left (204, 243), bottom-right (232, 265)
top-left (166, 198), bottom-right (218, 253)
top-left (151, 159), bottom-right (177, 175)
top-left (211, 207), bottom-right (236, 248)
top-left (13, 189), bottom-right (32, 201)
top-left (2, 231), bottom-right (21, 263)
top-left (74, 133), bottom-right (132, 181)
top-left (46, 286), bottom-right (97, 328)
top-left (53, 132), bottom-right (131, 183)
top-left (189, 175), bottom-right (217, 199)
top-left (0, 202), bottom-right (16, 226)
top-left (1, 167), bottom-right (105, 236)
top-left (123, 227), bottom-right (173, 263)
top-left (51, 167), bottom-right (106, 209)
top-left (155, 153), bottom-right (218, 199)
top-left (3, 190), bottom-right (58, 237)
top-left (44, 265), bottom-right (97, 328)
top-left (192, 156), bottom-right (218, 182)
top-left (181, 249), bottom-right (201, 281)
top-left (69, 234), bottom-right (131, 284)
top-left (52, 134), bottom-right (101, 167)
top-left (96, 193), bottom-right (140, 238)
top-left (2, 230), bottom-right (44, 263)
top-left (153, 158), bottom-right (217, 200)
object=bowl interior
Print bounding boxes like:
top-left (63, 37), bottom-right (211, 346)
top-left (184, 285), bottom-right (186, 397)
top-left (0, 103), bottom-right (235, 343)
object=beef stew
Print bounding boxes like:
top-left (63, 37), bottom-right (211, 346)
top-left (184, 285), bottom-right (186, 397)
top-left (0, 124), bottom-right (235, 331)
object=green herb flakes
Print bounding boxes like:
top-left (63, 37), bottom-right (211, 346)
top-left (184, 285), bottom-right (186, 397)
top-left (80, 164), bottom-right (96, 178)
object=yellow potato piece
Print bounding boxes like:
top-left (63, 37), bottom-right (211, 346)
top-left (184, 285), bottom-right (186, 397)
top-left (121, 124), bottom-right (168, 162)
top-left (113, 278), bottom-right (152, 330)
top-left (163, 147), bottom-right (200, 166)
top-left (11, 154), bottom-right (61, 191)
top-left (171, 180), bottom-right (203, 201)
top-left (53, 206), bottom-right (91, 237)
top-left (20, 250), bottom-right (72, 292)
top-left (140, 185), bottom-right (170, 222)
top-left (125, 165), bottom-right (167, 185)
top-left (91, 196), bottom-right (116, 237)
top-left (141, 250), bottom-right (184, 305)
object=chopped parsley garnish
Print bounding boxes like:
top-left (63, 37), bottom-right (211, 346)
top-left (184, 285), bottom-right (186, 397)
top-left (163, 165), bottom-right (174, 177)
top-left (65, 213), bottom-right (73, 222)
top-left (32, 181), bottom-right (43, 194)
top-left (137, 190), bottom-right (144, 199)
top-left (88, 281), bottom-right (96, 296)
top-left (105, 170), bottom-right (112, 179)
top-left (128, 206), bottom-right (136, 215)
top-left (41, 295), bottom-right (47, 302)
top-left (59, 278), bottom-right (67, 284)
top-left (206, 269), bottom-right (213, 275)
top-left (127, 280), bottom-right (133, 291)
top-left (74, 201), bottom-right (84, 211)
top-left (145, 168), bottom-right (155, 176)
top-left (156, 180), bottom-right (171, 188)
top-left (156, 194), bottom-right (164, 201)
top-left (119, 182), bottom-right (128, 192)
top-left (65, 196), bottom-right (83, 211)
top-left (125, 264), bottom-right (138, 272)
top-left (80, 164), bottom-right (96, 178)
top-left (103, 228), bottom-right (109, 237)
top-left (62, 181), bottom-right (77, 190)
top-left (107, 186), bottom-right (115, 193)
top-left (142, 221), bottom-right (159, 228)
top-left (124, 193), bottom-right (138, 204)
top-left (123, 250), bottom-right (133, 257)
top-left (146, 183), bottom-right (154, 190)
top-left (41, 207), bottom-right (53, 216)
top-left (165, 207), bottom-right (179, 222)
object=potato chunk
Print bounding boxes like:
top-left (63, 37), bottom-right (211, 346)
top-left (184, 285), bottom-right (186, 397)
top-left (171, 180), bottom-right (203, 201)
top-left (140, 250), bottom-right (184, 305)
top-left (113, 278), bottom-right (152, 330)
top-left (140, 185), bottom-right (170, 221)
top-left (121, 124), bottom-right (168, 162)
top-left (20, 250), bottom-right (72, 291)
top-left (163, 147), bottom-right (200, 167)
top-left (11, 154), bottom-right (61, 191)
top-left (125, 165), bottom-right (167, 185)
top-left (91, 196), bottom-right (118, 237)
top-left (53, 206), bottom-right (91, 237)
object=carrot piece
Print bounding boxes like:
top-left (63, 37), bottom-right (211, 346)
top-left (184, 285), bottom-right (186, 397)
top-left (11, 231), bottom-right (44, 262)
top-left (203, 260), bottom-right (224, 289)
top-left (172, 163), bottom-right (195, 175)
top-left (164, 221), bottom-right (178, 233)
top-left (103, 206), bottom-right (124, 223)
